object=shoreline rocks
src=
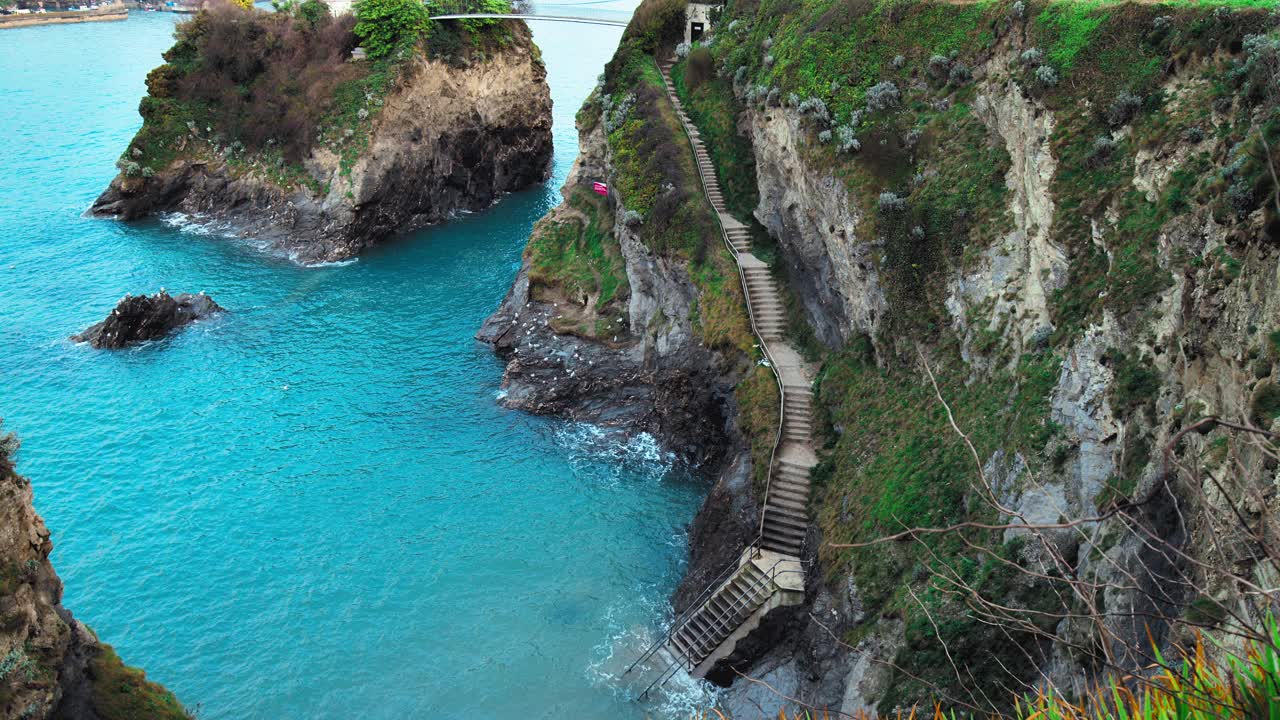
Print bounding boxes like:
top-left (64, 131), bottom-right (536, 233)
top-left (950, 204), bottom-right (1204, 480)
top-left (72, 290), bottom-right (224, 349)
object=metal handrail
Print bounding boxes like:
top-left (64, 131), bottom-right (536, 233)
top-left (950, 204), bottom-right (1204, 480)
top-left (623, 57), bottom-right (813, 703)
top-left (690, 562), bottom-right (807, 664)
top-left (656, 58), bottom-right (791, 549)
top-left (623, 544), bottom-right (755, 676)
top-left (640, 562), bottom-right (781, 698)
top-left (637, 559), bottom-right (808, 699)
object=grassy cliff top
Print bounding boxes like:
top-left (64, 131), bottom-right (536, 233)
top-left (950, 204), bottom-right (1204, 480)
top-left (121, 0), bottom-right (530, 188)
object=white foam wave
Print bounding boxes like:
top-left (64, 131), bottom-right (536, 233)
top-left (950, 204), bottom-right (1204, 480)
top-left (159, 211), bottom-right (235, 238)
top-left (552, 422), bottom-right (676, 486)
top-left (160, 212), bottom-right (358, 269)
top-left (299, 256), bottom-right (358, 268)
top-left (587, 590), bottom-right (720, 718)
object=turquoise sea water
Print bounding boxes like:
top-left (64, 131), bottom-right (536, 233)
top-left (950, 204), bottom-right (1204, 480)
top-left (0, 12), bottom-right (711, 718)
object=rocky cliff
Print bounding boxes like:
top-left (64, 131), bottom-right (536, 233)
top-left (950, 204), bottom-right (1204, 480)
top-left (478, 1), bottom-right (770, 595)
top-left (490, 0), bottom-right (1280, 715)
top-left (0, 432), bottom-right (186, 720)
top-left (675, 0), bottom-right (1280, 715)
top-left (92, 5), bottom-right (552, 263)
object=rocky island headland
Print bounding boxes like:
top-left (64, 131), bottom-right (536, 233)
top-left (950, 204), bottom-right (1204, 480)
top-left (91, 0), bottom-right (553, 263)
top-left (484, 0), bottom-right (1280, 715)
top-left (71, 290), bottom-right (224, 349)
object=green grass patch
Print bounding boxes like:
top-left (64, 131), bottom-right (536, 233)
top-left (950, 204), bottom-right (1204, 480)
top-left (526, 190), bottom-right (629, 338)
top-left (88, 642), bottom-right (189, 720)
top-left (689, 247), bottom-right (755, 354)
top-left (810, 340), bottom-right (1064, 709)
top-left (671, 53), bottom-right (760, 220)
top-left (736, 363), bottom-right (782, 498)
top-left (527, 191), bottom-right (623, 306)
top-left (815, 343), bottom-right (1058, 577)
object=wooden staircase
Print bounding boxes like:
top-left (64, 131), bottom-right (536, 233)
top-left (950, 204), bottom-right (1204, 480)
top-left (626, 58), bottom-right (820, 697)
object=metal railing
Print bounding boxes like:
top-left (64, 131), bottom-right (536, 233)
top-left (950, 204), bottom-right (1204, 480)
top-left (623, 545), bottom-right (752, 677)
top-left (636, 558), bottom-right (807, 700)
top-left (619, 56), bottom-right (814, 705)
top-left (656, 57), bottom-right (796, 548)
top-left (429, 0), bottom-right (632, 26)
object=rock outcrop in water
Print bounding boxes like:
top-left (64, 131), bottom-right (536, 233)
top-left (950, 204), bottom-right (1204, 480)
top-left (90, 5), bottom-right (552, 264)
top-left (72, 291), bottom-right (224, 349)
top-left (0, 429), bottom-right (187, 720)
top-left (490, 0), bottom-right (1280, 714)
top-left (477, 122), bottom-right (744, 468)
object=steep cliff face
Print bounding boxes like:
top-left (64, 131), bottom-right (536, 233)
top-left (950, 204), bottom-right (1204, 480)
top-left (479, 0), bottom-right (769, 608)
top-left (675, 0), bottom-right (1280, 715)
top-left (481, 0), bottom-right (1278, 713)
top-left (0, 444), bottom-right (185, 720)
top-left (92, 9), bottom-right (552, 263)
top-left (479, 117), bottom-right (739, 466)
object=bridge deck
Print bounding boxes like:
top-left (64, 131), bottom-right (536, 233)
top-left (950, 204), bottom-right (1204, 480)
top-left (428, 13), bottom-right (629, 27)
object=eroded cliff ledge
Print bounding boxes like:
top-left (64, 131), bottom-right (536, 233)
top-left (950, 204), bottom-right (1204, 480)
top-left (92, 5), bottom-right (552, 263)
top-left (478, 4), bottom-right (771, 593)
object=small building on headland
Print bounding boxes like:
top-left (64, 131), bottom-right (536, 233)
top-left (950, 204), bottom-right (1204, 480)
top-left (684, 2), bottom-right (720, 45)
top-left (323, 0), bottom-right (351, 15)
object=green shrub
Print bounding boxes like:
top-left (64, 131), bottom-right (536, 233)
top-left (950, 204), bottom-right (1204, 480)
top-left (1106, 349), bottom-right (1161, 420)
top-left (88, 642), bottom-right (189, 720)
top-left (355, 0), bottom-right (430, 59)
top-left (621, 0), bottom-right (684, 53)
top-left (140, 4), bottom-right (361, 165)
top-left (684, 47), bottom-right (713, 90)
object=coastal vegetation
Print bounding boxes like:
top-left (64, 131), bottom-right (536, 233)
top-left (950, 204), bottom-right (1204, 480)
top-left (706, 616), bottom-right (1280, 718)
top-left (649, 0), bottom-right (1280, 713)
top-left (572, 0), bottom-right (755, 355)
top-left (86, 643), bottom-right (190, 720)
top-left (123, 0), bottom-right (518, 187)
top-left (525, 188), bottom-right (630, 339)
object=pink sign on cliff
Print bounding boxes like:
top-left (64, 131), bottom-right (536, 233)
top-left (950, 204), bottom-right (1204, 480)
top-left (592, 182), bottom-right (608, 197)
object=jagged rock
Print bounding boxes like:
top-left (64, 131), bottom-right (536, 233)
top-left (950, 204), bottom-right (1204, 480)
top-left (71, 291), bottom-right (224, 349)
top-left (478, 118), bottom-right (740, 469)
